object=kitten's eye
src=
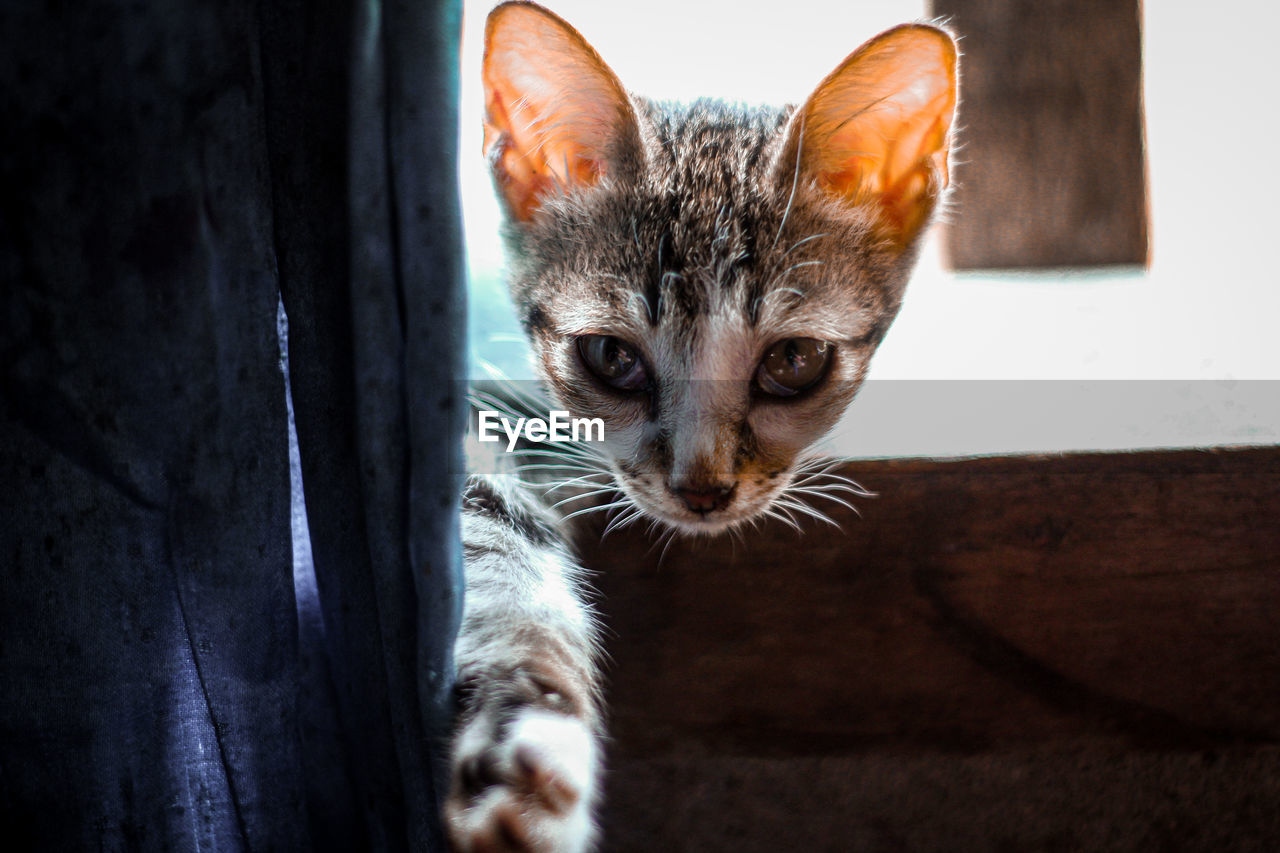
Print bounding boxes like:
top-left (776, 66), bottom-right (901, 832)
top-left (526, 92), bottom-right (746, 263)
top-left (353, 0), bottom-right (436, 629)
top-left (577, 335), bottom-right (649, 391)
top-left (756, 338), bottom-right (833, 397)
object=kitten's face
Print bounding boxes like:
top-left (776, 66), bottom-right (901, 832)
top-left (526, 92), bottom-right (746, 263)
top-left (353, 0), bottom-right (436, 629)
top-left (508, 103), bottom-right (909, 533)
top-left (483, 2), bottom-right (957, 533)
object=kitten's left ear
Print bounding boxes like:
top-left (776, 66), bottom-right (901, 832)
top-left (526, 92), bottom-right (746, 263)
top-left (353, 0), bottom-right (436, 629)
top-left (780, 24), bottom-right (958, 247)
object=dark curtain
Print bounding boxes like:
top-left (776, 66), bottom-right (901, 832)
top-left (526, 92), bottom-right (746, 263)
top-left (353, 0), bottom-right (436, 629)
top-left (0, 0), bottom-right (466, 849)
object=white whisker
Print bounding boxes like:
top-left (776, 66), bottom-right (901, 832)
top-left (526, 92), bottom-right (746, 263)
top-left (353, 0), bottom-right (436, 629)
top-left (779, 232), bottom-right (829, 260)
top-left (549, 486), bottom-right (620, 510)
top-left (770, 114), bottom-right (805, 253)
top-left (776, 497), bottom-right (841, 530)
top-left (543, 474), bottom-right (615, 495)
top-left (509, 465), bottom-right (606, 480)
top-left (761, 505), bottom-right (803, 534)
top-left (656, 526), bottom-right (680, 566)
top-left (787, 488), bottom-right (861, 516)
top-left (560, 498), bottom-right (632, 523)
top-left (602, 505), bottom-right (645, 538)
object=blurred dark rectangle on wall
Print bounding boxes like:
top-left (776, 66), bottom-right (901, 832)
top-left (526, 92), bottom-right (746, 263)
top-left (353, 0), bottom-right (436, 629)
top-left (930, 0), bottom-right (1149, 269)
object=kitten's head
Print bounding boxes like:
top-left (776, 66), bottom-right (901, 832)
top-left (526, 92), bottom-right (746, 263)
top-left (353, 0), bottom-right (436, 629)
top-left (482, 1), bottom-right (957, 533)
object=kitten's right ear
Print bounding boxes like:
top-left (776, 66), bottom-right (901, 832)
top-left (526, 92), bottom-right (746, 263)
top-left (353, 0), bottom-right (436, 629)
top-left (482, 2), bottom-right (641, 223)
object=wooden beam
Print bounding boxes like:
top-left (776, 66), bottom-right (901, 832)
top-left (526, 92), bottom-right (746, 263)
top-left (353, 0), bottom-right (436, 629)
top-left (575, 447), bottom-right (1280, 849)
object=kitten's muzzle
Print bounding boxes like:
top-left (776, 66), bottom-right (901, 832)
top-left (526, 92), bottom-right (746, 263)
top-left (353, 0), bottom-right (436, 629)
top-left (672, 483), bottom-right (735, 515)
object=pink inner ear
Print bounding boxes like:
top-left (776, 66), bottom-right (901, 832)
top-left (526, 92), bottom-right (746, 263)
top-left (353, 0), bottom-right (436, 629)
top-left (482, 4), bottom-right (633, 222)
top-left (799, 26), bottom-right (957, 243)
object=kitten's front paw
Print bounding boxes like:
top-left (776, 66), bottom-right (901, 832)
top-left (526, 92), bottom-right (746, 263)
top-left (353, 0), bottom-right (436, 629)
top-left (445, 708), bottom-right (598, 853)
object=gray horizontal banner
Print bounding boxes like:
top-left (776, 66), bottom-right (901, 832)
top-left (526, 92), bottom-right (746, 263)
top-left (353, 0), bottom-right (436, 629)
top-left (464, 379), bottom-right (1280, 460)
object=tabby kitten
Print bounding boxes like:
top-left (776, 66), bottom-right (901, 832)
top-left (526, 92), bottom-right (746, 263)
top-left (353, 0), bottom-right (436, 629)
top-left (446, 3), bottom-right (957, 850)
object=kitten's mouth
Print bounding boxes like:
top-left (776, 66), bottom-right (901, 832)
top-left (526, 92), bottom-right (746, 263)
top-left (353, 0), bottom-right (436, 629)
top-left (612, 472), bottom-right (775, 535)
top-left (627, 483), bottom-right (755, 535)
top-left (664, 507), bottom-right (739, 534)
top-left (671, 483), bottom-right (736, 517)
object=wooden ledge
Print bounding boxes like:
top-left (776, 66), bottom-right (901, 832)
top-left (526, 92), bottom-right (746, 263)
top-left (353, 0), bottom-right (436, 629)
top-left (576, 447), bottom-right (1280, 850)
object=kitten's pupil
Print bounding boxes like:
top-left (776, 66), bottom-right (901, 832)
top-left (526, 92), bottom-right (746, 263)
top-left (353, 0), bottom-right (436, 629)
top-left (597, 337), bottom-right (631, 377)
top-left (578, 334), bottom-right (647, 390)
top-left (757, 338), bottom-right (832, 397)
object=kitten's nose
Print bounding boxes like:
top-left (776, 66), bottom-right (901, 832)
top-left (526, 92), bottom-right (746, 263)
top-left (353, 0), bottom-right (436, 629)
top-left (673, 483), bottom-right (735, 515)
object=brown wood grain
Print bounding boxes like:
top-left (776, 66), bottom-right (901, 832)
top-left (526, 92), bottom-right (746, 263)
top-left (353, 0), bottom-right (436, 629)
top-left (574, 447), bottom-right (1280, 851)
top-left (928, 0), bottom-right (1150, 269)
